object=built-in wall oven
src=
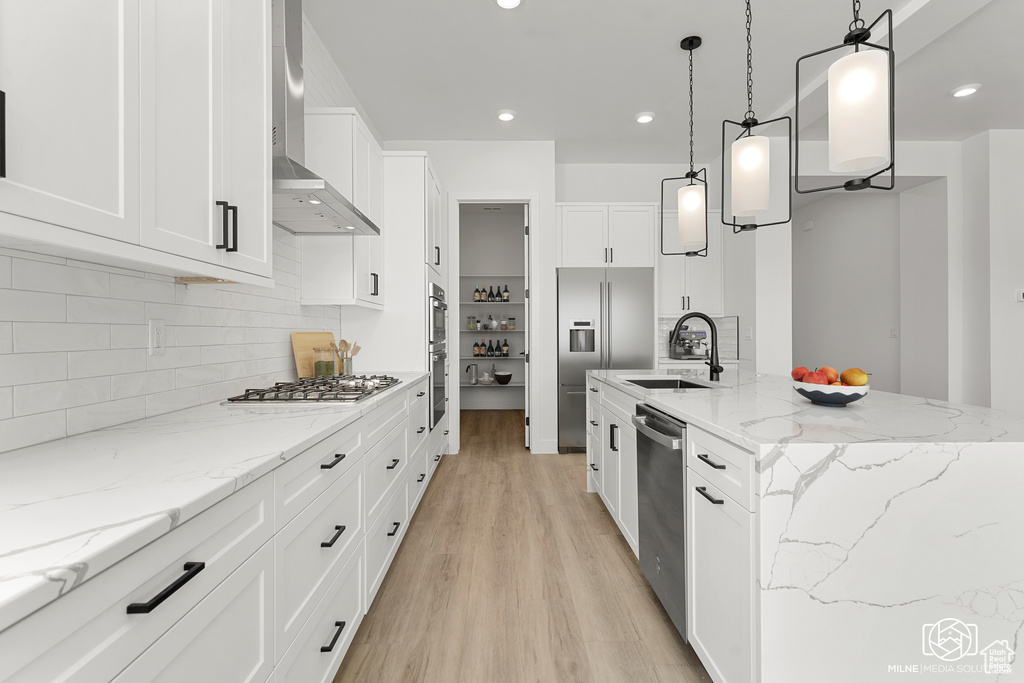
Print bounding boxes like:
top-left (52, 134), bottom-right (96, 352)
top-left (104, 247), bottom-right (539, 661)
top-left (429, 345), bottom-right (447, 429)
top-left (429, 283), bottom-right (446, 345)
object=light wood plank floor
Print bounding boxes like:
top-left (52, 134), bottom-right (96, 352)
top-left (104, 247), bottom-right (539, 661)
top-left (333, 410), bottom-right (711, 683)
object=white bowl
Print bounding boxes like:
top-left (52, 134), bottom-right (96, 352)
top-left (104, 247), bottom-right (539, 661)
top-left (793, 381), bottom-right (869, 407)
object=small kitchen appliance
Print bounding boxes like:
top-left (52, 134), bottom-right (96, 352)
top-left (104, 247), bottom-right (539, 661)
top-left (669, 325), bottom-right (708, 360)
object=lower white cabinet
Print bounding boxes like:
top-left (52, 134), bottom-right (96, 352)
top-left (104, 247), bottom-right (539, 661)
top-left (407, 441), bottom-right (430, 517)
top-left (686, 469), bottom-right (756, 683)
top-left (599, 405), bottom-right (620, 519)
top-left (112, 541), bottom-right (275, 683)
top-left (587, 380), bottom-right (640, 558)
top-left (617, 423), bottom-right (639, 555)
top-left (365, 482), bottom-right (409, 608)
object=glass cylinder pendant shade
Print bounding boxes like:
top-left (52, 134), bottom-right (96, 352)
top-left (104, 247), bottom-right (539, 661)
top-left (677, 184), bottom-right (706, 244)
top-left (730, 135), bottom-right (771, 215)
top-left (827, 49), bottom-right (890, 173)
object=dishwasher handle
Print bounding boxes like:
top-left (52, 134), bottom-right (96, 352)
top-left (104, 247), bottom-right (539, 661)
top-left (631, 415), bottom-right (683, 451)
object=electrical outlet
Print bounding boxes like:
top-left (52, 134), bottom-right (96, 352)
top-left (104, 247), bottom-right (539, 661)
top-left (889, 327), bottom-right (899, 339)
top-left (149, 319), bottom-right (166, 356)
top-left (745, 327), bottom-right (754, 340)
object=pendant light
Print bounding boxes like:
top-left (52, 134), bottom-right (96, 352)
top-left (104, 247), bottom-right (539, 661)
top-left (794, 0), bottom-right (895, 193)
top-left (721, 0), bottom-right (792, 233)
top-left (661, 36), bottom-right (708, 257)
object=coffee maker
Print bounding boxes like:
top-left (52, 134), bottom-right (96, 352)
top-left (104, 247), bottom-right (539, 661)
top-left (668, 324), bottom-right (708, 360)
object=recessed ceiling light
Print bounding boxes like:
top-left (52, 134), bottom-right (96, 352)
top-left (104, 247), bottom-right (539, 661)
top-left (496, 0), bottom-right (521, 8)
top-left (951, 83), bottom-right (981, 98)
top-left (636, 112), bottom-right (655, 124)
top-left (308, 199), bottom-right (322, 205)
top-left (345, 225), bottom-right (355, 230)
top-left (497, 109), bottom-right (516, 122)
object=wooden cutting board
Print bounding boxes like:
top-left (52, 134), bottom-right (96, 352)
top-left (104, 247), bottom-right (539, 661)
top-left (290, 331), bottom-right (338, 378)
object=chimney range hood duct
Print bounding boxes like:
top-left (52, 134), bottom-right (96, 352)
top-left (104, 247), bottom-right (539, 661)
top-left (271, 0), bottom-right (380, 236)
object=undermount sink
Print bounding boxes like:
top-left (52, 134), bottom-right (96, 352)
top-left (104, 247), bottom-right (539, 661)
top-left (626, 378), bottom-right (713, 390)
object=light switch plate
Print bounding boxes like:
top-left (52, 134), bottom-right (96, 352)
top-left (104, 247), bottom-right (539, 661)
top-left (745, 327), bottom-right (753, 340)
top-left (889, 327), bottom-right (899, 339)
top-left (1016, 290), bottom-right (1024, 303)
top-left (149, 319), bottom-right (166, 356)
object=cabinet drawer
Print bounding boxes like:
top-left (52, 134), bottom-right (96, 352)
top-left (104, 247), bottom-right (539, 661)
top-left (687, 427), bottom-right (754, 512)
top-left (407, 441), bottom-right (430, 518)
top-left (364, 418), bottom-right (409, 526)
top-left (365, 485), bottom-right (409, 607)
top-left (275, 461), bottom-right (363, 661)
top-left (112, 542), bottom-right (274, 683)
top-left (600, 382), bottom-right (637, 425)
top-left (276, 545), bottom-right (364, 683)
top-left (0, 476), bottom-right (273, 683)
top-left (587, 398), bottom-right (598, 437)
top-left (428, 443), bottom-right (444, 478)
top-left (409, 382), bottom-right (430, 454)
top-left (275, 419), bottom-right (363, 530)
top-left (362, 388), bottom-right (409, 448)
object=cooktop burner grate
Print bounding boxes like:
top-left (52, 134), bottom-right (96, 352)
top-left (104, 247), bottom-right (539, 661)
top-left (226, 375), bottom-right (402, 403)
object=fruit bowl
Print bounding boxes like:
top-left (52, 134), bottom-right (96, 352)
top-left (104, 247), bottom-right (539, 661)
top-left (495, 372), bottom-right (512, 385)
top-left (793, 381), bottom-right (869, 407)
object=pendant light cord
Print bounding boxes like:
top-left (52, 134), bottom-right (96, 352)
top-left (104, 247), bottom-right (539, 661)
top-left (688, 47), bottom-right (695, 175)
top-left (745, 0), bottom-right (755, 122)
top-left (850, 0), bottom-right (865, 31)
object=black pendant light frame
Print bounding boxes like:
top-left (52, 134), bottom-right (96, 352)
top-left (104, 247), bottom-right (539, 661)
top-left (662, 35), bottom-right (708, 258)
top-left (721, 0), bottom-right (792, 234)
top-left (794, 2), bottom-right (895, 194)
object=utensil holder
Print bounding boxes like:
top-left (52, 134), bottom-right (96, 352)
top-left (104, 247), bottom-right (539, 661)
top-left (340, 358), bottom-right (353, 376)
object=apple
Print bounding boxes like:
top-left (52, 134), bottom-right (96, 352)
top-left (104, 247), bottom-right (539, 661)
top-left (818, 366), bottom-right (839, 384)
top-left (840, 368), bottom-right (868, 386)
top-left (792, 366), bottom-right (810, 381)
top-left (802, 371), bottom-right (827, 385)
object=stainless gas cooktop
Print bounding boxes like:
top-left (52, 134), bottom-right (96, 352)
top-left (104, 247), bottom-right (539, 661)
top-left (226, 375), bottom-right (401, 404)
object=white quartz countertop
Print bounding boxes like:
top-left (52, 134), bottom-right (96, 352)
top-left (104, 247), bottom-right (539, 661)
top-left (589, 368), bottom-right (1024, 452)
top-left (0, 372), bottom-right (428, 633)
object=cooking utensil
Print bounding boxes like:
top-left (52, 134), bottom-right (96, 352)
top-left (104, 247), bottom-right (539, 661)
top-left (349, 343), bottom-right (361, 357)
top-left (338, 339), bottom-right (350, 358)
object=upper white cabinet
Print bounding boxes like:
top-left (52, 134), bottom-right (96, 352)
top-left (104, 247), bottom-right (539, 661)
top-left (425, 163), bottom-right (444, 279)
top-left (658, 211), bottom-right (724, 316)
top-left (301, 109), bottom-right (385, 309)
top-left (0, 0), bottom-right (273, 284)
top-left (0, 1), bottom-right (140, 243)
top-left (140, 0), bottom-right (272, 279)
top-left (557, 203), bottom-right (656, 268)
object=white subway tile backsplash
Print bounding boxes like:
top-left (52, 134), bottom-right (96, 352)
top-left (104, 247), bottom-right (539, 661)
top-left (15, 377), bottom-right (111, 416)
top-left (144, 302), bottom-right (201, 326)
top-left (110, 274), bottom-right (175, 303)
top-left (0, 411), bottom-right (67, 451)
top-left (242, 311), bottom-right (273, 328)
top-left (257, 356), bottom-right (293, 376)
top-left (0, 290), bottom-right (66, 322)
top-left (173, 326), bottom-right (227, 347)
top-left (175, 364), bottom-right (223, 388)
top-left (111, 325), bottom-right (149, 350)
top-left (68, 349), bottom-right (148, 379)
top-left (0, 323), bottom-right (11, 354)
top-left (13, 323), bottom-right (110, 353)
top-left (146, 387), bottom-right (202, 418)
top-left (0, 256), bottom-right (11, 288)
top-left (0, 353), bottom-right (68, 386)
top-left (111, 369), bottom-right (176, 399)
top-left (67, 296), bottom-right (146, 324)
top-left (0, 248), bottom-right (65, 265)
top-left (200, 307), bottom-right (241, 327)
top-left (11, 259), bottom-right (110, 297)
top-left (67, 397), bottom-right (146, 436)
top-left (146, 345), bottom-right (203, 371)
top-left (0, 388), bottom-right (12, 420)
top-left (65, 259), bottom-right (145, 278)
top-left (221, 360), bottom-right (260, 381)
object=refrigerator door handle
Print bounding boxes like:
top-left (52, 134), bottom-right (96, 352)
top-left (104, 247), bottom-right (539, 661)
top-left (598, 280), bottom-right (605, 368)
top-left (606, 282), bottom-right (613, 368)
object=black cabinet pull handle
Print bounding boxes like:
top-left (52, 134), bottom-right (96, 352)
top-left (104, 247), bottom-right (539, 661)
top-left (590, 463), bottom-right (598, 471)
top-left (604, 247), bottom-right (608, 263)
top-left (127, 562), bottom-right (205, 614)
top-left (696, 486), bottom-right (725, 505)
top-left (320, 621), bottom-right (347, 653)
top-left (434, 454), bottom-right (441, 462)
top-left (609, 247), bottom-right (613, 263)
top-left (589, 387), bottom-right (598, 393)
top-left (589, 420), bottom-right (598, 426)
top-left (416, 392), bottom-right (426, 397)
top-left (435, 245), bottom-right (440, 265)
top-left (226, 205), bottom-right (238, 253)
top-left (320, 453), bottom-right (346, 470)
top-left (387, 521), bottom-right (401, 537)
top-left (610, 424), bottom-right (618, 451)
top-left (386, 458), bottom-right (400, 470)
top-left (417, 427), bottom-right (426, 434)
top-left (321, 525), bottom-right (347, 548)
top-left (215, 201), bottom-right (229, 249)
top-left (371, 272), bottom-right (379, 296)
top-left (417, 473), bottom-right (426, 483)
top-left (443, 429), bottom-right (449, 435)
top-left (0, 89), bottom-right (6, 178)
top-left (697, 453), bottom-right (726, 470)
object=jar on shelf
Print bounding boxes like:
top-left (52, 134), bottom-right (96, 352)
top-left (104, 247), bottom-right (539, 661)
top-left (508, 317), bottom-right (516, 330)
top-left (500, 319), bottom-right (508, 330)
top-left (313, 348), bottom-right (335, 377)
top-left (466, 316), bottom-right (477, 330)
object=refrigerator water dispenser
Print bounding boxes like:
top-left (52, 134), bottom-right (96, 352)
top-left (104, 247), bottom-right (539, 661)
top-left (569, 320), bottom-right (596, 352)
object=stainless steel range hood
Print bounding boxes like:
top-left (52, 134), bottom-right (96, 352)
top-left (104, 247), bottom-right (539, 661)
top-left (271, 0), bottom-right (380, 236)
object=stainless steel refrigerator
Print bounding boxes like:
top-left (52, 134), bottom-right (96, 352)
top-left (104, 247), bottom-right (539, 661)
top-left (558, 268), bottom-right (654, 452)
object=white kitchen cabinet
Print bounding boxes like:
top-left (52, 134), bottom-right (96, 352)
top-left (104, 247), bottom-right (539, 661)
top-left (587, 380), bottom-right (640, 558)
top-left (617, 422), bottom-right (639, 556)
top-left (557, 204), bottom-right (657, 268)
top-left (0, 1), bottom-right (140, 244)
top-left (112, 542), bottom-right (274, 683)
top-left (300, 234), bottom-right (383, 308)
top-left (425, 163), bottom-right (445, 278)
top-left (687, 468), bottom-right (756, 683)
top-left (599, 404), bottom-right (620, 519)
top-left (139, 0), bottom-right (272, 279)
top-left (658, 210), bottom-right (724, 316)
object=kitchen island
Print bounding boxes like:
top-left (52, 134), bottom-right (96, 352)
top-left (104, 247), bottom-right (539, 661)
top-left (589, 368), bottom-right (1024, 683)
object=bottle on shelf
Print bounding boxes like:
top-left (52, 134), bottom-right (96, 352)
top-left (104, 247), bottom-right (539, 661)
top-left (486, 340), bottom-right (495, 357)
top-left (502, 339), bottom-right (509, 357)
top-left (503, 284), bottom-right (510, 302)
top-left (474, 285), bottom-right (480, 302)
top-left (473, 339), bottom-right (480, 357)
top-left (488, 286), bottom-right (495, 302)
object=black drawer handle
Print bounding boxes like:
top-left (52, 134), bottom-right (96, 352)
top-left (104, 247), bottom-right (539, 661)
top-left (697, 453), bottom-right (726, 470)
top-left (320, 620), bottom-right (347, 653)
top-left (127, 562), bottom-right (205, 614)
top-left (0, 89), bottom-right (5, 178)
top-left (320, 453), bottom-right (347, 470)
top-left (435, 245), bottom-right (441, 265)
top-left (696, 486), bottom-right (724, 505)
top-left (434, 454), bottom-right (441, 462)
top-left (321, 525), bottom-right (347, 548)
top-left (417, 427), bottom-right (426, 434)
top-left (589, 420), bottom-right (598, 426)
top-left (386, 458), bottom-right (400, 470)
top-left (417, 473), bottom-right (426, 483)
top-left (226, 204), bottom-right (238, 253)
top-left (215, 201), bottom-right (229, 249)
top-left (590, 463), bottom-right (598, 472)
top-left (416, 391), bottom-right (426, 397)
top-left (387, 521), bottom-right (401, 537)
top-left (443, 430), bottom-right (449, 435)
top-left (371, 272), bottom-right (379, 296)
top-left (589, 387), bottom-right (598, 393)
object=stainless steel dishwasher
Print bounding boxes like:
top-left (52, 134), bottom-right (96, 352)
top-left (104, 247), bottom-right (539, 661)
top-left (632, 403), bottom-right (688, 642)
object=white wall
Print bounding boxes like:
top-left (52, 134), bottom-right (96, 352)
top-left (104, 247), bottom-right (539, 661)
top-left (900, 179), bottom-right (949, 400)
top-left (792, 194), bottom-right (902, 392)
top-left (387, 141), bottom-right (557, 454)
top-left (960, 132), bottom-right (992, 407)
top-left (987, 130), bottom-right (1024, 416)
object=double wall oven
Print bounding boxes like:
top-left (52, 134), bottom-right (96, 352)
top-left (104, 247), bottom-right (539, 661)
top-left (428, 283), bottom-right (447, 429)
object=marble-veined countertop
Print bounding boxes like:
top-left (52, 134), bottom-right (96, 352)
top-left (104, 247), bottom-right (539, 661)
top-left (0, 372), bottom-right (428, 633)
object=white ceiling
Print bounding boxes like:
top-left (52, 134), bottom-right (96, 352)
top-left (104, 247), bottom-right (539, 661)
top-left (304, 0), bottom-right (1019, 163)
